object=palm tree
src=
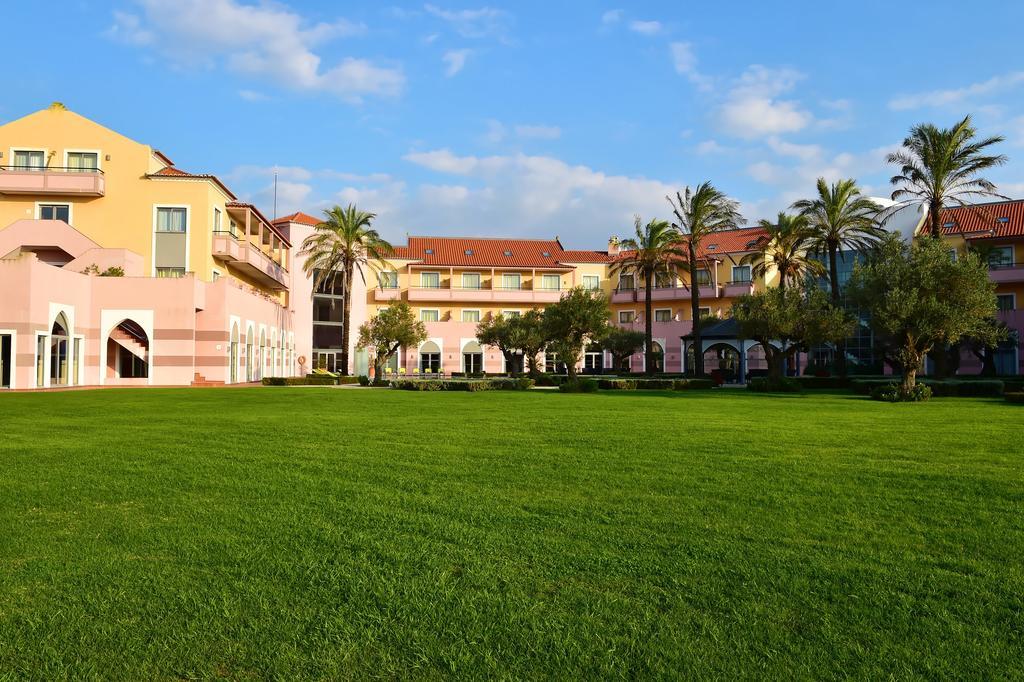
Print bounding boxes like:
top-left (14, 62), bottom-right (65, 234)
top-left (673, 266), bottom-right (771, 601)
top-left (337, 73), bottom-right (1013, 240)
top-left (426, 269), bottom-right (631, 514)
top-left (792, 178), bottom-right (884, 376)
top-left (887, 115), bottom-right (1007, 238)
top-left (667, 183), bottom-right (745, 378)
top-left (300, 204), bottom-right (393, 375)
top-left (609, 216), bottom-right (683, 374)
top-left (742, 212), bottom-right (826, 293)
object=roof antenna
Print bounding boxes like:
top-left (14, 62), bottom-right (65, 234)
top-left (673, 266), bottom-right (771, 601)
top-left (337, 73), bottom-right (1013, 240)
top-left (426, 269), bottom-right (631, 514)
top-left (272, 168), bottom-right (278, 221)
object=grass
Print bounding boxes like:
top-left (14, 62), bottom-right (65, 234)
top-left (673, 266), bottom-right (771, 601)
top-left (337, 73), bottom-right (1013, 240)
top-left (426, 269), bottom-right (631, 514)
top-left (1, 388), bottom-right (1022, 679)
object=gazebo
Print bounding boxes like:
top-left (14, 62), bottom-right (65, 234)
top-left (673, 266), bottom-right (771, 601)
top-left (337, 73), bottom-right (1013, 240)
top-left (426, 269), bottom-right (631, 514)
top-left (681, 318), bottom-right (798, 384)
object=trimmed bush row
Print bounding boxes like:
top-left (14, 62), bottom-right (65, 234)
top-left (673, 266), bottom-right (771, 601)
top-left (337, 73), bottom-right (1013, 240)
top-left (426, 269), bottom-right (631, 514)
top-left (559, 379), bottom-right (599, 393)
top-left (262, 376), bottom-right (335, 386)
top-left (792, 376), bottom-right (852, 389)
top-left (747, 377), bottom-right (802, 393)
top-left (1005, 392), bottom-right (1024, 404)
top-left (850, 378), bottom-right (1004, 397)
top-left (389, 378), bottom-right (535, 391)
top-left (597, 378), bottom-right (714, 391)
top-left (870, 383), bottom-right (933, 402)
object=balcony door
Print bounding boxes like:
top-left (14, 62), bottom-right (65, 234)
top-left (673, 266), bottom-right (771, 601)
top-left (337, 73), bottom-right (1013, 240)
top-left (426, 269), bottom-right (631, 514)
top-left (13, 150), bottom-right (44, 170)
top-left (501, 273), bottom-right (521, 290)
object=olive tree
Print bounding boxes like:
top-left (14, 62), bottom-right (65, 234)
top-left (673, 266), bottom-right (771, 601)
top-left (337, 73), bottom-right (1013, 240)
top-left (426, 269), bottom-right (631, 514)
top-left (542, 288), bottom-right (611, 381)
top-left (356, 302), bottom-right (427, 379)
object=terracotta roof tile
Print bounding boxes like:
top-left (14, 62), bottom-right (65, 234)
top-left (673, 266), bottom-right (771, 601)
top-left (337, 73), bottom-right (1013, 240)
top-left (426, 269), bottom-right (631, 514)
top-left (273, 211), bottom-right (321, 227)
top-left (613, 226), bottom-right (770, 263)
top-left (934, 199), bottom-right (1024, 239)
top-left (391, 236), bottom-right (574, 268)
top-left (558, 249), bottom-right (612, 263)
top-left (226, 201), bottom-right (290, 246)
top-left (146, 166), bottom-right (238, 200)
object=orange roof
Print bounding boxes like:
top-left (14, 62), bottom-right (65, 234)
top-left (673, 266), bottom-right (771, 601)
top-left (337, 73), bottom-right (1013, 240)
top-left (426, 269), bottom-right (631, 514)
top-left (933, 199), bottom-right (1024, 239)
top-left (392, 236), bottom-right (579, 268)
top-left (559, 249), bottom-right (612, 263)
top-left (147, 166), bottom-right (237, 200)
top-left (613, 226), bottom-right (770, 263)
top-left (273, 211), bottom-right (321, 227)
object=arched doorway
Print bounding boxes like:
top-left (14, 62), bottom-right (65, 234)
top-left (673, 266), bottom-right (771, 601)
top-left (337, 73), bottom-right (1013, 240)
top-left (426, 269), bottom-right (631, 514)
top-left (229, 323), bottom-right (239, 384)
top-left (245, 325), bottom-right (254, 382)
top-left (703, 342), bottom-right (740, 383)
top-left (419, 341), bottom-right (441, 373)
top-left (584, 343), bottom-right (604, 374)
top-left (50, 313), bottom-right (71, 386)
top-left (462, 340), bottom-right (484, 374)
top-left (106, 319), bottom-right (149, 381)
top-left (650, 341), bottom-right (665, 373)
top-left (258, 329), bottom-right (267, 381)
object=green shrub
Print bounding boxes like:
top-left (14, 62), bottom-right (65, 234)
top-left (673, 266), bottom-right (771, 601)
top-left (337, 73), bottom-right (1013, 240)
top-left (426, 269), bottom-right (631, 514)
top-left (673, 378), bottom-right (714, 390)
top-left (500, 378), bottom-right (536, 391)
top-left (534, 374), bottom-right (569, 387)
top-left (559, 378), bottom-right (599, 393)
top-left (387, 378), bottom-right (534, 392)
top-left (336, 376), bottom-right (361, 385)
top-left (304, 374), bottom-right (337, 385)
top-left (634, 379), bottom-right (674, 390)
top-left (1005, 391), bottom-right (1024, 404)
top-left (264, 376), bottom-right (337, 386)
top-left (262, 377), bottom-right (287, 386)
top-left (598, 379), bottom-right (637, 390)
top-left (748, 377), bottom-right (802, 393)
top-left (793, 376), bottom-right (852, 390)
top-left (853, 377), bottom-right (1004, 397)
top-left (870, 382), bottom-right (932, 402)
top-left (1003, 378), bottom-right (1023, 393)
top-left (357, 375), bottom-right (371, 386)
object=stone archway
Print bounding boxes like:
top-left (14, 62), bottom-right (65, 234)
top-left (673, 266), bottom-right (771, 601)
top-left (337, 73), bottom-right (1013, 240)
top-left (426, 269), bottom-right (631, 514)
top-left (106, 319), bottom-right (149, 383)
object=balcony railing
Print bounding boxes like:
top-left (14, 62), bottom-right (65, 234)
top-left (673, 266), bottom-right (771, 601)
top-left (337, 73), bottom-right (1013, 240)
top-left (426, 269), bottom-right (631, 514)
top-left (211, 232), bottom-right (289, 289)
top-left (989, 261), bottom-right (1024, 283)
top-left (406, 283), bottom-right (563, 303)
top-left (0, 165), bottom-right (105, 196)
top-left (611, 284), bottom-right (719, 302)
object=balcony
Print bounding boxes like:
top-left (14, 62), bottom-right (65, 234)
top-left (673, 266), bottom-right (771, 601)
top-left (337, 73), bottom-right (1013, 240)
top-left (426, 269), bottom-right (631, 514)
top-left (0, 166), bottom-right (105, 196)
top-left (612, 285), bottom-right (720, 303)
top-left (407, 285), bottom-right (563, 303)
top-left (212, 232), bottom-right (289, 290)
top-left (375, 286), bottom-right (401, 301)
top-left (990, 262), bottom-right (1024, 283)
top-left (721, 280), bottom-right (755, 297)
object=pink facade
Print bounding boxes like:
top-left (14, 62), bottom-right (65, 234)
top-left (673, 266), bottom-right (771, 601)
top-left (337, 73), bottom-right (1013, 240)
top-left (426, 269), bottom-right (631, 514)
top-left (0, 221), bottom-right (294, 389)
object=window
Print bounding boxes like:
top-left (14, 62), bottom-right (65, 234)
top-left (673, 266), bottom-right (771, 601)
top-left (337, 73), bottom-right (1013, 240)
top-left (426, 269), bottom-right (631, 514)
top-left (619, 311), bottom-right (634, 324)
top-left (619, 273), bottom-right (635, 290)
top-left (156, 267), bottom-right (186, 278)
top-left (38, 204), bottom-right (70, 223)
top-left (424, 248), bottom-right (434, 255)
top-left (461, 309), bottom-right (481, 323)
top-left (695, 268), bottom-right (712, 286)
top-left (314, 299), bottom-right (344, 323)
top-left (542, 251), bottom-right (551, 258)
top-left (66, 152), bottom-right (98, 172)
top-left (421, 309), bottom-right (440, 322)
top-left (988, 246), bottom-right (1014, 268)
top-left (464, 249), bottom-right (474, 256)
top-left (540, 274), bottom-right (561, 291)
top-left (731, 265), bottom-right (751, 283)
top-left (654, 309), bottom-right (672, 322)
top-left (503, 310), bottom-right (521, 318)
top-left (213, 207), bottom-right (222, 233)
top-left (997, 294), bottom-right (1015, 312)
top-left (378, 270), bottom-right (398, 289)
top-left (949, 249), bottom-right (958, 262)
top-left (502, 273), bottom-right (522, 290)
top-left (156, 207), bottom-right (187, 233)
top-left (698, 306), bottom-right (712, 318)
top-left (584, 345), bottom-right (603, 373)
top-left (655, 272), bottom-right (673, 288)
top-left (13, 150), bottom-right (44, 170)
top-left (420, 272), bottom-right (441, 288)
top-left (229, 219), bottom-right (239, 238)
top-left (545, 352), bottom-right (565, 374)
top-left (503, 250), bottom-right (513, 257)
top-left (582, 275), bottom-right (600, 290)
top-left (462, 272), bottom-right (481, 289)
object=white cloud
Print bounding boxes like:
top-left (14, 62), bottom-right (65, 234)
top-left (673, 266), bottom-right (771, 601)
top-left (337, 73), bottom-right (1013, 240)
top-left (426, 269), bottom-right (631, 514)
top-left (601, 9), bottom-right (623, 25)
top-left (443, 49), bottom-right (471, 77)
top-left (483, 120), bottom-right (507, 144)
top-left (765, 136), bottom-right (822, 161)
top-left (670, 42), bottom-right (712, 91)
top-left (252, 180), bottom-right (313, 217)
top-left (238, 89), bottom-right (269, 102)
top-left (424, 4), bottom-right (510, 39)
top-left (695, 139), bottom-right (729, 155)
top-left (629, 20), bottom-right (662, 35)
top-left (514, 124), bottom-right (561, 140)
top-left (889, 72), bottom-right (1024, 110)
top-left (718, 65), bottom-right (812, 138)
top-left (106, 0), bottom-right (403, 102)
top-left (395, 148), bottom-right (677, 245)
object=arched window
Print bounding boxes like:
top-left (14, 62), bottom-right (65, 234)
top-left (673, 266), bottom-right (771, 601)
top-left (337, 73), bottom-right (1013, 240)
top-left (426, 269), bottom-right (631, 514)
top-left (462, 340), bottom-right (483, 375)
top-left (419, 341), bottom-right (441, 373)
top-left (650, 341), bottom-right (665, 373)
top-left (50, 313), bottom-right (70, 386)
top-left (229, 323), bottom-right (239, 384)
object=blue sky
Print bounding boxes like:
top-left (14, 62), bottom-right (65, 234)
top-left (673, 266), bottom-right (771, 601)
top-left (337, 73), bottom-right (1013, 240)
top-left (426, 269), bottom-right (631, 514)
top-left (4, 0), bottom-right (1024, 247)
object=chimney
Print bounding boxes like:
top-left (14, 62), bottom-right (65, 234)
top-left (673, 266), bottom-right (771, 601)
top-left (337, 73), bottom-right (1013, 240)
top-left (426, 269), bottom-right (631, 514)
top-left (607, 235), bottom-right (620, 256)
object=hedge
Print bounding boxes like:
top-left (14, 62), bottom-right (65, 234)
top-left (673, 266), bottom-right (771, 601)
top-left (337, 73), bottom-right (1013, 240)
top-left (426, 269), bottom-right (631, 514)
top-left (596, 378), bottom-right (714, 391)
top-left (851, 378), bottom-right (1004, 397)
top-left (389, 378), bottom-right (535, 392)
top-left (262, 376), bottom-right (336, 386)
top-left (558, 378), bottom-right (599, 393)
top-left (1005, 392), bottom-right (1024, 404)
top-left (747, 377), bottom-right (802, 393)
top-left (792, 376), bottom-right (852, 389)
top-left (1003, 378), bottom-right (1024, 393)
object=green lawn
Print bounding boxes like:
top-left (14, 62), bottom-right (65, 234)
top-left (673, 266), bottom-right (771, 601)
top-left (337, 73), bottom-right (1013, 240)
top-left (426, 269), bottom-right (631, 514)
top-left (1, 388), bottom-right (1021, 679)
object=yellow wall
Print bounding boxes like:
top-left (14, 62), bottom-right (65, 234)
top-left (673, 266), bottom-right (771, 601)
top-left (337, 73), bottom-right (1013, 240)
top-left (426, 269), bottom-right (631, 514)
top-left (0, 105), bottom-right (284, 301)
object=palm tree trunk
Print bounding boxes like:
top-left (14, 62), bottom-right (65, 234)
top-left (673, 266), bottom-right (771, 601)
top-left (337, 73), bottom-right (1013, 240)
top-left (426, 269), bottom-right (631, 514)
top-left (689, 245), bottom-right (703, 378)
top-left (829, 245), bottom-right (847, 378)
top-left (340, 262), bottom-right (353, 375)
top-left (644, 270), bottom-right (654, 375)
top-left (929, 199), bottom-right (942, 239)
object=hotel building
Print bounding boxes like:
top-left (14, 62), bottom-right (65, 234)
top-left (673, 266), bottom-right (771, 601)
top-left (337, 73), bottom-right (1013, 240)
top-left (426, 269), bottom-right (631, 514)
top-left (0, 104), bottom-right (295, 389)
